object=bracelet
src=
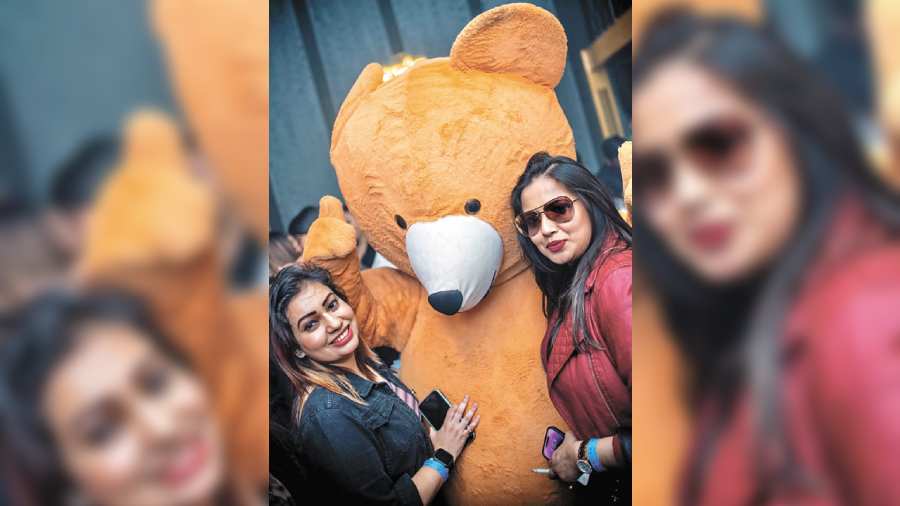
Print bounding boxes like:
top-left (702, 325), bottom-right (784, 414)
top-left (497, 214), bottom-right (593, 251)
top-left (424, 458), bottom-right (450, 481)
top-left (587, 438), bottom-right (604, 472)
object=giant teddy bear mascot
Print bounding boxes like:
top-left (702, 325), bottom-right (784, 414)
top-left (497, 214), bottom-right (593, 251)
top-left (302, 4), bottom-right (588, 504)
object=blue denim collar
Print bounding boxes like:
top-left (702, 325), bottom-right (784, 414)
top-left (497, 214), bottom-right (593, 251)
top-left (343, 362), bottom-right (392, 399)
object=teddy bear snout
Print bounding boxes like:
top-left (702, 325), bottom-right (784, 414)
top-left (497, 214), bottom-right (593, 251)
top-left (405, 215), bottom-right (503, 315)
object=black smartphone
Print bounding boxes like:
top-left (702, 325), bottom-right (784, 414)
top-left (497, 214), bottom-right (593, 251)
top-left (419, 389), bottom-right (477, 443)
top-left (419, 389), bottom-right (452, 430)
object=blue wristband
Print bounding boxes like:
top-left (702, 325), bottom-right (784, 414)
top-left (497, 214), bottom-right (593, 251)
top-left (587, 438), bottom-right (604, 472)
top-left (424, 458), bottom-right (450, 481)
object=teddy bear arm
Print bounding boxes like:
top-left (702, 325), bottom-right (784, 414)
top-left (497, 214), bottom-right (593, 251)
top-left (357, 267), bottom-right (422, 352)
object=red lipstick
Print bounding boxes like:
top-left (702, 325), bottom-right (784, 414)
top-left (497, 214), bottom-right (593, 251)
top-left (547, 240), bottom-right (567, 253)
top-left (162, 437), bottom-right (209, 488)
top-left (689, 222), bottom-right (733, 251)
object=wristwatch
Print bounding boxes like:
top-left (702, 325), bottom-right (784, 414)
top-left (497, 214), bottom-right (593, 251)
top-left (575, 440), bottom-right (592, 486)
top-left (433, 448), bottom-right (455, 470)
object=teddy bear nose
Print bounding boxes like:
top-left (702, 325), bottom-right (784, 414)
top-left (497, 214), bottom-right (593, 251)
top-left (427, 290), bottom-right (464, 315)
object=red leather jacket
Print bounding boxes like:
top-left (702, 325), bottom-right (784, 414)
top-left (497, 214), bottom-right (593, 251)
top-left (691, 199), bottom-right (900, 505)
top-left (540, 238), bottom-right (632, 448)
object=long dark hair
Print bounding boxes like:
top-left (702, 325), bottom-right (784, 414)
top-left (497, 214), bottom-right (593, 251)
top-left (511, 152), bottom-right (632, 352)
top-left (635, 10), bottom-right (900, 503)
top-left (269, 263), bottom-right (382, 422)
top-left (0, 289), bottom-right (191, 505)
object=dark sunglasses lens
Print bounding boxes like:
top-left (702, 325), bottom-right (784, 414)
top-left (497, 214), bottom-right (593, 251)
top-left (543, 198), bottom-right (574, 222)
top-left (518, 212), bottom-right (541, 235)
top-left (685, 119), bottom-right (749, 172)
top-left (635, 152), bottom-right (671, 198)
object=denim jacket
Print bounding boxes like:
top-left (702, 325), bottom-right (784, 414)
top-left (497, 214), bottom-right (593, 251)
top-left (297, 364), bottom-right (433, 506)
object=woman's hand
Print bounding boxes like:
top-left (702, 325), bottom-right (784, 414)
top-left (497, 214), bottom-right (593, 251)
top-left (429, 395), bottom-right (480, 460)
top-left (548, 431), bottom-right (581, 482)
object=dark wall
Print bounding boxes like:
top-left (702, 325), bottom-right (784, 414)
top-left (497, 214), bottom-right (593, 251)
top-left (0, 1), bottom-right (175, 207)
top-left (270, 0), bottom-right (631, 230)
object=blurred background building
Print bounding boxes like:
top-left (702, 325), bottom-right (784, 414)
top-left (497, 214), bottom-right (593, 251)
top-left (0, 1), bottom-right (176, 211)
top-left (269, 0), bottom-right (633, 232)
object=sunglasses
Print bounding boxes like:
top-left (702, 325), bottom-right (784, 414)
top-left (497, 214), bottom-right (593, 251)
top-left (515, 196), bottom-right (578, 237)
top-left (634, 116), bottom-right (753, 201)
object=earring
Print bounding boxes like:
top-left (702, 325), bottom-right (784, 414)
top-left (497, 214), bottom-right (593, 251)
top-left (295, 350), bottom-right (306, 359)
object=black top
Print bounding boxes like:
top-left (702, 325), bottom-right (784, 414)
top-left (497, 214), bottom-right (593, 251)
top-left (297, 364), bottom-right (432, 506)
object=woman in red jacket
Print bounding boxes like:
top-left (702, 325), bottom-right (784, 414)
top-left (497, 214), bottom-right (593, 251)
top-left (511, 152), bottom-right (633, 502)
top-left (634, 10), bottom-right (900, 505)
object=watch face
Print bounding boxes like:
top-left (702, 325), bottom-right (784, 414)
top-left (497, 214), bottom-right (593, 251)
top-left (577, 459), bottom-right (593, 474)
top-left (434, 449), bottom-right (454, 468)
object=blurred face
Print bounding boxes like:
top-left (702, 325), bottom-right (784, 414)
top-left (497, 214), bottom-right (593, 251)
top-left (288, 234), bottom-right (305, 256)
top-left (44, 207), bottom-right (89, 260)
top-left (519, 175), bottom-right (592, 265)
top-left (286, 281), bottom-right (360, 365)
top-left (43, 323), bottom-right (224, 506)
top-left (634, 61), bottom-right (802, 283)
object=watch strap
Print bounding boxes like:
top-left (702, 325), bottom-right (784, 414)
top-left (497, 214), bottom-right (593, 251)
top-left (577, 440), bottom-right (589, 461)
top-left (424, 458), bottom-right (450, 481)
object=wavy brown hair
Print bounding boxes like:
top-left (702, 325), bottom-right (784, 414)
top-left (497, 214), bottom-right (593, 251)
top-left (269, 263), bottom-right (382, 422)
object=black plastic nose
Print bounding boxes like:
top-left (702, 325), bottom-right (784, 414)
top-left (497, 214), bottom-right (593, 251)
top-left (428, 290), bottom-right (463, 315)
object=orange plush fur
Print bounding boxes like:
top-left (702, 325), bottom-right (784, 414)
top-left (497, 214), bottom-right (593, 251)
top-left (618, 140), bottom-right (633, 225)
top-left (867, 0), bottom-right (900, 190)
top-left (151, 0), bottom-right (269, 243)
top-left (303, 4), bottom-right (582, 504)
top-left (150, 0), bottom-right (270, 491)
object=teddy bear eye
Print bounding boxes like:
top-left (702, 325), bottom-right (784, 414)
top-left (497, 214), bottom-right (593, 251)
top-left (464, 199), bottom-right (481, 215)
top-left (395, 215), bottom-right (407, 229)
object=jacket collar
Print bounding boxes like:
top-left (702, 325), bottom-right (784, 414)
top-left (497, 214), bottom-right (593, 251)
top-left (343, 363), bottom-right (390, 399)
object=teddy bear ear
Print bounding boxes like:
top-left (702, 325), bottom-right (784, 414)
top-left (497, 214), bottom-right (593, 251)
top-left (331, 63), bottom-right (384, 152)
top-left (450, 3), bottom-right (567, 88)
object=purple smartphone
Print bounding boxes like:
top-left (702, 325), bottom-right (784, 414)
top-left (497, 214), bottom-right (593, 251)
top-left (542, 426), bottom-right (565, 460)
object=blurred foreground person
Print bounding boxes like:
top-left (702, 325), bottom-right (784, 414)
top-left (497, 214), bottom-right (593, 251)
top-left (79, 110), bottom-right (268, 494)
top-left (634, 11), bottom-right (900, 505)
top-left (0, 289), bottom-right (256, 505)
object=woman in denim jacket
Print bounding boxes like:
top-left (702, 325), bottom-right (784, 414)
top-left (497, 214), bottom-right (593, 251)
top-left (270, 264), bottom-right (480, 505)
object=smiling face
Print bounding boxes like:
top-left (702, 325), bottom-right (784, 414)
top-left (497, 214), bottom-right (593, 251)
top-left (519, 175), bottom-right (593, 265)
top-left (285, 282), bottom-right (360, 366)
top-left (43, 323), bottom-right (224, 506)
top-left (634, 60), bottom-right (803, 283)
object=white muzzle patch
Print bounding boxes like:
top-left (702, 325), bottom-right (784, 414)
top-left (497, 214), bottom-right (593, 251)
top-left (405, 215), bottom-right (503, 315)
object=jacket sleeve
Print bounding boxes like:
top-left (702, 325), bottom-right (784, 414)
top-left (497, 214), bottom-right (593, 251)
top-left (302, 409), bottom-right (423, 506)
top-left (807, 263), bottom-right (900, 505)
top-left (594, 264), bottom-right (633, 390)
